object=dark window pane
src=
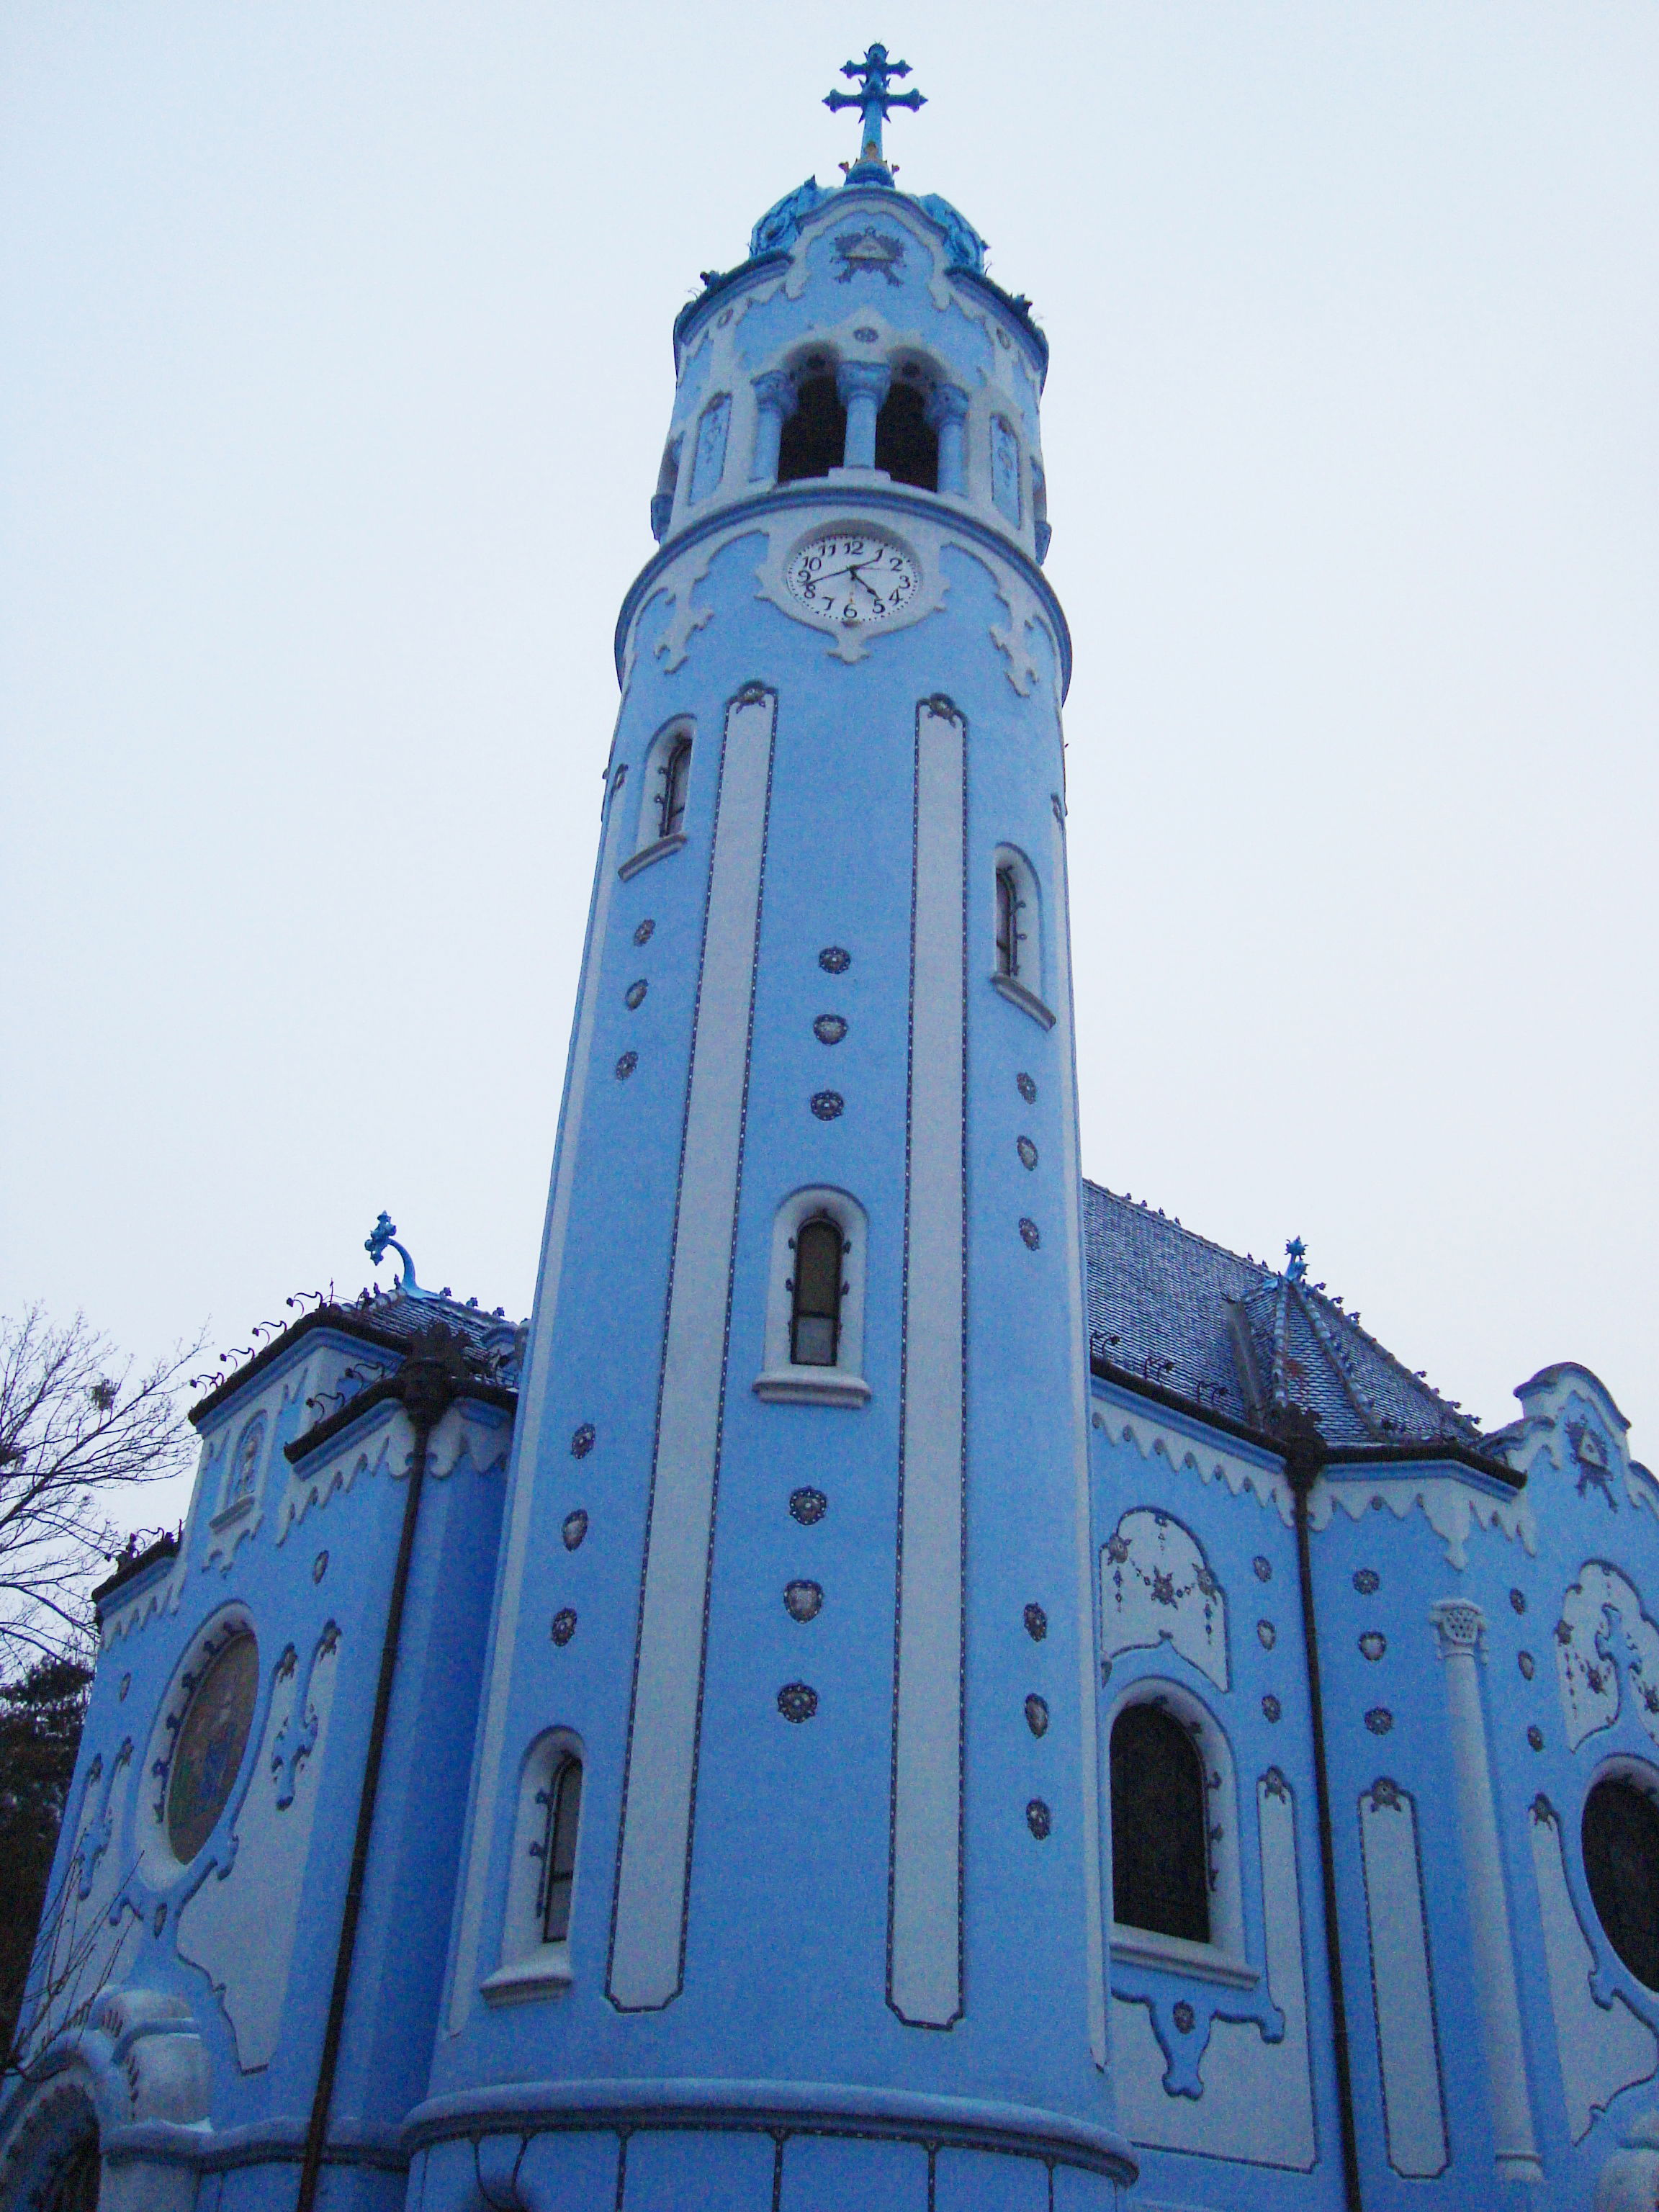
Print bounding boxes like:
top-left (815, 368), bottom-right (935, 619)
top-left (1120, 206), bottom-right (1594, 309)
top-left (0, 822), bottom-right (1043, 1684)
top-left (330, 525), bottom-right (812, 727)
top-left (996, 868), bottom-right (1020, 979)
top-left (778, 375), bottom-right (847, 485)
top-left (1110, 1701), bottom-right (1210, 1943)
top-left (791, 1218), bottom-right (842, 1367)
top-left (661, 739), bottom-right (691, 838)
top-left (875, 381), bottom-right (938, 491)
top-left (540, 1755), bottom-right (583, 1944)
top-left (1584, 1778), bottom-right (1659, 1988)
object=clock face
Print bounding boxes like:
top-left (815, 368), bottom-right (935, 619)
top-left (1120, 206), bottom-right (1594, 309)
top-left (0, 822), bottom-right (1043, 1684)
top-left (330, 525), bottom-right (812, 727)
top-left (785, 531), bottom-right (919, 627)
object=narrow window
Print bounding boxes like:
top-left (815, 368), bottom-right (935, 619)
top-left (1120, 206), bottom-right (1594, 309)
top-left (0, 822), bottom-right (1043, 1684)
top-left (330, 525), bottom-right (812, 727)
top-left (875, 377), bottom-right (938, 491)
top-left (660, 737), bottom-right (692, 840)
top-left (649, 439), bottom-right (681, 543)
top-left (790, 1217), bottom-right (843, 1367)
top-left (995, 865), bottom-right (1021, 979)
top-left (537, 1753), bottom-right (583, 1944)
top-left (777, 369), bottom-right (847, 485)
top-left (688, 394), bottom-right (731, 503)
top-left (1111, 1701), bottom-right (1210, 1943)
top-left (991, 414), bottom-right (1022, 524)
top-left (1583, 1776), bottom-right (1659, 1988)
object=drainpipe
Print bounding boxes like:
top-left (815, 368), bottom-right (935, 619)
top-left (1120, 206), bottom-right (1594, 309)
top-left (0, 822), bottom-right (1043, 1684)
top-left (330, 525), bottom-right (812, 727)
top-left (296, 1334), bottom-right (463, 2212)
top-left (1278, 1410), bottom-right (1364, 2212)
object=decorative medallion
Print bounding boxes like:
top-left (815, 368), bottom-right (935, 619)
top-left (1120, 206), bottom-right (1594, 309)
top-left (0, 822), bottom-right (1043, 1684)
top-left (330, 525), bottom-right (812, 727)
top-left (1257, 1620), bottom-right (1276, 1650)
top-left (1353, 1569), bottom-right (1380, 1596)
top-left (633, 919), bottom-right (655, 946)
top-left (814, 1015), bottom-right (848, 1045)
top-left (313, 1551), bottom-right (328, 1585)
top-left (1254, 1556), bottom-right (1273, 1583)
top-left (1017, 1072), bottom-right (1038, 1103)
top-left (1017, 1136), bottom-right (1038, 1170)
top-left (1262, 1694), bottom-right (1282, 1722)
top-left (1567, 1416), bottom-right (1617, 1508)
top-left (1263, 1766), bottom-right (1290, 1800)
top-left (570, 1424), bottom-right (595, 1458)
top-left (551, 1609), bottom-right (577, 1647)
top-left (1172, 2001), bottom-right (1196, 2036)
top-left (1023, 1601), bottom-right (1048, 1642)
top-left (562, 1510), bottom-right (588, 1552)
top-left (1511, 1588), bottom-right (1528, 1614)
top-left (790, 1487), bottom-right (828, 1526)
top-left (834, 226), bottom-right (906, 284)
top-left (778, 1682), bottom-right (819, 1723)
top-left (615, 1051), bottom-right (638, 1080)
top-left (811, 1091), bottom-right (845, 1120)
top-left (1025, 1694), bottom-right (1049, 1737)
top-left (1365, 1708), bottom-right (1393, 1736)
top-left (624, 979), bottom-right (648, 1010)
top-left (1026, 1799), bottom-right (1052, 1840)
top-left (1519, 1650), bottom-right (1536, 1681)
top-left (1018, 1218), bottom-right (1041, 1250)
top-left (1370, 1777), bottom-right (1404, 1810)
top-left (166, 1631), bottom-right (259, 1863)
top-left (819, 945), bottom-right (851, 974)
top-left (784, 1580), bottom-right (824, 1623)
top-left (1527, 1724), bottom-right (1545, 1750)
top-left (853, 325), bottom-right (879, 341)
top-left (1359, 1632), bottom-right (1387, 1663)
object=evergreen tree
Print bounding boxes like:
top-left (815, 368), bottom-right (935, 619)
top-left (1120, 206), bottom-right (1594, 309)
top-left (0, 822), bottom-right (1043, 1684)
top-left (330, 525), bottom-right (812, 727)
top-left (0, 1657), bottom-right (91, 2058)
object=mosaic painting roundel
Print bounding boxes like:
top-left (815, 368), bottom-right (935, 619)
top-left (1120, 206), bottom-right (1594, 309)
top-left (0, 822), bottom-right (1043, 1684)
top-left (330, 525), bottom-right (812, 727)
top-left (166, 1630), bottom-right (259, 1863)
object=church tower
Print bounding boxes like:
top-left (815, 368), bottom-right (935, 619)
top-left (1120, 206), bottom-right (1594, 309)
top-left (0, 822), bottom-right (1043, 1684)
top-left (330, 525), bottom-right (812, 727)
top-left (418, 55), bottom-right (1133, 2208)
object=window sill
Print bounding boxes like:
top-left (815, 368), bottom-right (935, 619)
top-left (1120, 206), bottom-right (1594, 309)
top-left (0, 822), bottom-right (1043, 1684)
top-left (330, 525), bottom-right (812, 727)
top-left (1110, 1926), bottom-right (1258, 1990)
top-left (619, 834), bottom-right (687, 881)
top-left (991, 974), bottom-right (1056, 1030)
top-left (209, 1496), bottom-right (256, 1534)
top-left (753, 1370), bottom-right (871, 1407)
top-left (480, 1948), bottom-right (573, 2006)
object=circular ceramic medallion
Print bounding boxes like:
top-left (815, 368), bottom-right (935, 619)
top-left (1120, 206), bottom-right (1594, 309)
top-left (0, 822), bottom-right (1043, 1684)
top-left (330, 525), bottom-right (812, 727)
top-left (166, 1630), bottom-right (259, 1863)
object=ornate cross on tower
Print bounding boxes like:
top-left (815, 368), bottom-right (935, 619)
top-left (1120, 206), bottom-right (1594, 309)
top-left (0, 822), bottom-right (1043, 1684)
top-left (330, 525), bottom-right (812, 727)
top-left (824, 42), bottom-right (925, 176)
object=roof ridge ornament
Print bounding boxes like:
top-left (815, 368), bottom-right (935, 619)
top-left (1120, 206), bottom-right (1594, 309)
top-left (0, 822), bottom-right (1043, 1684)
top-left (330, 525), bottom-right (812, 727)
top-left (824, 43), bottom-right (925, 182)
top-left (364, 1210), bottom-right (430, 1298)
top-left (1284, 1236), bottom-right (1308, 1285)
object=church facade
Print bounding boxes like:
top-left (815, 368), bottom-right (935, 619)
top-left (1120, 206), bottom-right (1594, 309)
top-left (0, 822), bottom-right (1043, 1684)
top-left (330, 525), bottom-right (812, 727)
top-left (6, 54), bottom-right (1658, 2212)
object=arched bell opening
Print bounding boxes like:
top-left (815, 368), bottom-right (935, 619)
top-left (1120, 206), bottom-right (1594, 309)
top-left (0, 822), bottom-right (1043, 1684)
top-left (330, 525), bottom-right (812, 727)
top-left (875, 377), bottom-right (938, 492)
top-left (777, 369), bottom-right (847, 485)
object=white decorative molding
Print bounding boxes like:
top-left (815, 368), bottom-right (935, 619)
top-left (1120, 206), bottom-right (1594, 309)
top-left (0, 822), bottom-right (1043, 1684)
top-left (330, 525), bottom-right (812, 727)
top-left (1554, 1562), bottom-right (1659, 1753)
top-left (1110, 1926), bottom-right (1258, 1990)
top-left (1529, 1794), bottom-right (1658, 2141)
top-left (1112, 1772), bottom-right (1314, 2170)
top-left (1101, 1510), bottom-right (1229, 1690)
top-left (889, 696), bottom-right (967, 2031)
top-left (609, 685), bottom-right (776, 2014)
top-left (1429, 1598), bottom-right (1544, 2180)
top-left (1311, 1472), bottom-right (1536, 1569)
top-left (1091, 1406), bottom-right (1290, 1522)
top-left (176, 1624), bottom-right (341, 2069)
top-left (1359, 1779), bottom-right (1449, 2176)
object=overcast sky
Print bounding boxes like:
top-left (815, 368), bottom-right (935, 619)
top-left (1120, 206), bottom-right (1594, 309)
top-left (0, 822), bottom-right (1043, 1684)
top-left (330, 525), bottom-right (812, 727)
top-left (4, 2), bottom-right (1655, 1534)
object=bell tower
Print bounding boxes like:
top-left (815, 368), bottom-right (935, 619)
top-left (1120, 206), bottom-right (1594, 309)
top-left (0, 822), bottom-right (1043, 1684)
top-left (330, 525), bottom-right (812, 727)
top-left (418, 55), bottom-right (1133, 2210)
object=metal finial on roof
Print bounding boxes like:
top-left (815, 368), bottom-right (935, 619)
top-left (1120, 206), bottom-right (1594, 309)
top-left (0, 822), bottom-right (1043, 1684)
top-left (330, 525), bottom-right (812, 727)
top-left (1285, 1236), bottom-right (1308, 1285)
top-left (824, 44), bottom-right (925, 177)
top-left (364, 1211), bottom-right (426, 1296)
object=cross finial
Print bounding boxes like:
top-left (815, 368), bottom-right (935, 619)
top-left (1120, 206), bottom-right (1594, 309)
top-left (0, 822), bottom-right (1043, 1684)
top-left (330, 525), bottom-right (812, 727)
top-left (365, 1210), bottom-right (426, 1295)
top-left (1285, 1236), bottom-right (1308, 1285)
top-left (824, 44), bottom-right (925, 177)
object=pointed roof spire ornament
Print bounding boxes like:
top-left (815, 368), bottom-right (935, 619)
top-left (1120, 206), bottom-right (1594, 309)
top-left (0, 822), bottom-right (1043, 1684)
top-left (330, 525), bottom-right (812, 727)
top-left (824, 43), bottom-right (925, 181)
top-left (1285, 1236), bottom-right (1308, 1285)
top-left (365, 1210), bottom-right (428, 1297)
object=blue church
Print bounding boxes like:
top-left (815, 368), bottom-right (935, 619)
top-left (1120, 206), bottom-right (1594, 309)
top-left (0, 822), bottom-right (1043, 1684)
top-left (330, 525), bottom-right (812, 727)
top-left (7, 52), bottom-right (1659, 2212)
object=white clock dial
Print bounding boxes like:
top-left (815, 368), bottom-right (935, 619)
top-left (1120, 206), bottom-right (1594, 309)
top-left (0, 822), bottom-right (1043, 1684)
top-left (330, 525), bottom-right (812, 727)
top-left (785, 531), bottom-right (919, 627)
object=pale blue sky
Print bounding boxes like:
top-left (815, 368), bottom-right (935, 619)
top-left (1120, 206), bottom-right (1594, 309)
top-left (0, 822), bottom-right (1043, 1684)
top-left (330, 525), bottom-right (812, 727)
top-left (4, 3), bottom-right (1655, 1531)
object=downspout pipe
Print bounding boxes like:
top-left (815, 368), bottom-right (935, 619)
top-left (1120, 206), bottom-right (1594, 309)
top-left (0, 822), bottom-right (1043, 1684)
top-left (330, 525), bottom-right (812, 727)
top-left (297, 1334), bottom-right (464, 2212)
top-left (1277, 1409), bottom-right (1364, 2212)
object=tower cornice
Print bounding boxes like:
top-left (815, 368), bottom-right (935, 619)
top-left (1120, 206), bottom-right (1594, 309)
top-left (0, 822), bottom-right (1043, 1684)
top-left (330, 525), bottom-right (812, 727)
top-left (614, 481), bottom-right (1072, 698)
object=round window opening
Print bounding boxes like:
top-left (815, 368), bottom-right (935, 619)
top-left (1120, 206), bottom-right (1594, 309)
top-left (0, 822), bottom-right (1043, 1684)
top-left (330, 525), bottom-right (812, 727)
top-left (1583, 1776), bottom-right (1659, 1989)
top-left (166, 1630), bottom-right (259, 1863)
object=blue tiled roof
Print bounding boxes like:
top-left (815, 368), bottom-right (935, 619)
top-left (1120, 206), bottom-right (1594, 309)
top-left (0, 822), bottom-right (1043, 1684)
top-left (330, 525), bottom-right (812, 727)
top-left (1082, 1182), bottom-right (1478, 1449)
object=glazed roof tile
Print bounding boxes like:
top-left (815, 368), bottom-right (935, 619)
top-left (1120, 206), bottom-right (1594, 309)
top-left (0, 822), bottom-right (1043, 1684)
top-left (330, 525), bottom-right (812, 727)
top-left (1082, 1182), bottom-right (1478, 1449)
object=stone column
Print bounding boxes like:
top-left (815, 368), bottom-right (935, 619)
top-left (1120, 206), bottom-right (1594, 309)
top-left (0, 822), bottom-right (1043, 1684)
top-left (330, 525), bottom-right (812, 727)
top-left (1429, 1599), bottom-right (1543, 2182)
top-left (927, 382), bottom-right (971, 495)
top-left (750, 370), bottom-right (797, 484)
top-left (836, 359), bottom-right (891, 470)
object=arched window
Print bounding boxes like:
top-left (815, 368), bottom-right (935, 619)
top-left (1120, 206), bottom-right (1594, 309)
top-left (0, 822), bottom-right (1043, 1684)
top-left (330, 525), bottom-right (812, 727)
top-left (1110, 1699), bottom-right (1211, 1944)
top-left (995, 865), bottom-right (1022, 980)
top-left (1583, 1775), bottom-right (1659, 1988)
top-left (537, 1753), bottom-right (583, 1945)
top-left (875, 376), bottom-right (938, 491)
top-left (777, 368), bottom-right (847, 485)
top-left (649, 436), bottom-right (681, 543)
top-left (791, 1217), bottom-right (843, 1368)
top-left (660, 736), bottom-right (692, 840)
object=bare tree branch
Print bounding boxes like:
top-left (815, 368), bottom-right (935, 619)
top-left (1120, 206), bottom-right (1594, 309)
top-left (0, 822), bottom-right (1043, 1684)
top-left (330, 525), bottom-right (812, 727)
top-left (0, 1308), bottom-right (199, 1678)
